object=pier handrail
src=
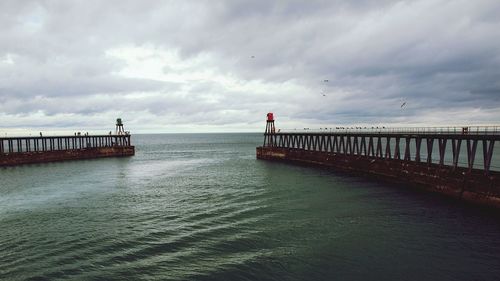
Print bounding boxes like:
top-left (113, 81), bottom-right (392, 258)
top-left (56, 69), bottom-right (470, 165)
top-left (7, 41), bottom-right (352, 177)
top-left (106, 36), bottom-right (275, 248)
top-left (0, 134), bottom-right (129, 140)
top-left (275, 125), bottom-right (500, 135)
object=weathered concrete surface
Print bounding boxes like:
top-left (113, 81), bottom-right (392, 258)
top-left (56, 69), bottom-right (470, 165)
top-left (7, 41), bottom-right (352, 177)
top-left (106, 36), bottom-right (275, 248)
top-left (257, 147), bottom-right (500, 209)
top-left (0, 146), bottom-right (135, 166)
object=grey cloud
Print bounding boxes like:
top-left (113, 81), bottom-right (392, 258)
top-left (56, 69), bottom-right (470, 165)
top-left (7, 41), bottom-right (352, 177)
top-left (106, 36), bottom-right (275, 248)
top-left (1, 0), bottom-right (500, 132)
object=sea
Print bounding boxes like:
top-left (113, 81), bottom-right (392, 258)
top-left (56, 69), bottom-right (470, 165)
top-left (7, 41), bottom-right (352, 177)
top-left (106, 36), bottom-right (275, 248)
top-left (1, 133), bottom-right (500, 281)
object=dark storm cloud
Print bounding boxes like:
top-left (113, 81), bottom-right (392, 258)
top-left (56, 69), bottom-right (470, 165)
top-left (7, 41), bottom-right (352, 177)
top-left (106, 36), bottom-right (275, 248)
top-left (1, 0), bottom-right (500, 132)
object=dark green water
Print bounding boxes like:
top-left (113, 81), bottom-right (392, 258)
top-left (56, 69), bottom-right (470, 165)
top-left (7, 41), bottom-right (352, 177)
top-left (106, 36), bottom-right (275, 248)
top-left (1, 133), bottom-right (500, 280)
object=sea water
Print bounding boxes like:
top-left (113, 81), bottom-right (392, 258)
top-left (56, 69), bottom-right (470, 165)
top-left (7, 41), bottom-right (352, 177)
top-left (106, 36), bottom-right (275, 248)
top-left (1, 133), bottom-right (500, 280)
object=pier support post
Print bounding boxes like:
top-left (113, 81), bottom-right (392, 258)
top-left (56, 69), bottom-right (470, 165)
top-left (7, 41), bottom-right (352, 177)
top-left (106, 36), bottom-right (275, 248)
top-left (385, 137), bottom-right (392, 159)
top-left (368, 137), bottom-right (374, 157)
top-left (376, 137), bottom-right (383, 158)
top-left (466, 139), bottom-right (478, 171)
top-left (360, 137), bottom-right (367, 156)
top-left (451, 139), bottom-right (462, 169)
top-left (354, 137), bottom-right (360, 155)
top-left (426, 138), bottom-right (434, 165)
top-left (415, 137), bottom-right (422, 162)
top-left (438, 139), bottom-right (447, 166)
top-left (394, 137), bottom-right (401, 160)
top-left (483, 140), bottom-right (495, 175)
top-left (404, 137), bottom-right (411, 161)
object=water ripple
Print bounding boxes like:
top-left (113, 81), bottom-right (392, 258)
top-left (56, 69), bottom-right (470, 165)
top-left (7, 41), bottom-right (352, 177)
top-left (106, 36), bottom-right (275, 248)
top-left (2, 134), bottom-right (500, 281)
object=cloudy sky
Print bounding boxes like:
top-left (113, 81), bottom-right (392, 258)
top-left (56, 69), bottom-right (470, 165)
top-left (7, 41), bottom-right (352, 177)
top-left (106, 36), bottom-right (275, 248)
top-left (1, 0), bottom-right (500, 134)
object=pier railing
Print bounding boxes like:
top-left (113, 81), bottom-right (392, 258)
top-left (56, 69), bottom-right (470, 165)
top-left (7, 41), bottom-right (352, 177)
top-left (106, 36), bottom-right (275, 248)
top-left (279, 125), bottom-right (500, 135)
top-left (263, 129), bottom-right (499, 174)
top-left (0, 134), bottom-right (132, 154)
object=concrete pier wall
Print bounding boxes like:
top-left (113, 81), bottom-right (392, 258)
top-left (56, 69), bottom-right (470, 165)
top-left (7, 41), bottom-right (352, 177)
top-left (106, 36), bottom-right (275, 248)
top-left (0, 146), bottom-right (135, 166)
top-left (257, 146), bottom-right (500, 209)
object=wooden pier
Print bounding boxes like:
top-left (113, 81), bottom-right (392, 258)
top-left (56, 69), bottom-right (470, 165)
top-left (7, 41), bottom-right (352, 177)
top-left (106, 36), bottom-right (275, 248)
top-left (257, 113), bottom-right (500, 208)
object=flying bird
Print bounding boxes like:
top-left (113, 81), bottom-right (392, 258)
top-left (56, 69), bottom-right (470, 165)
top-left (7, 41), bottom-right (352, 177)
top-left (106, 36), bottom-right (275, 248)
top-left (250, 55), bottom-right (255, 59)
top-left (321, 79), bottom-right (329, 96)
top-left (401, 101), bottom-right (407, 108)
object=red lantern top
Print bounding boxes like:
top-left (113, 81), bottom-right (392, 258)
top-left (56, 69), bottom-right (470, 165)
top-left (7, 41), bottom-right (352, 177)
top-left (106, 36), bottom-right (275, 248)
top-left (267, 113), bottom-right (274, 122)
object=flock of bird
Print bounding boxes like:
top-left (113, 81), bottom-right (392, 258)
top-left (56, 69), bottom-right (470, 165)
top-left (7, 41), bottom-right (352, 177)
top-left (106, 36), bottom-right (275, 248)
top-left (249, 55), bottom-right (408, 109)
top-left (320, 77), bottom-right (408, 109)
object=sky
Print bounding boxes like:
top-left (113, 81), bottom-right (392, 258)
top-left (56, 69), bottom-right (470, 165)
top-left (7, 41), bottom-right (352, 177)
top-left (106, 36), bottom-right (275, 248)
top-left (1, 0), bottom-right (500, 135)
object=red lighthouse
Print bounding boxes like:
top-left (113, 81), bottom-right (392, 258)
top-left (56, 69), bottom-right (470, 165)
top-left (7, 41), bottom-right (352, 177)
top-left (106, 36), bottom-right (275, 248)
top-left (267, 113), bottom-right (274, 122)
top-left (264, 112), bottom-right (276, 146)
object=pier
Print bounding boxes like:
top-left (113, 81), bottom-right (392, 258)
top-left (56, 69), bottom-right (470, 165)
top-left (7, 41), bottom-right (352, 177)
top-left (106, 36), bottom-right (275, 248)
top-left (0, 119), bottom-right (135, 166)
top-left (257, 113), bottom-right (500, 208)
